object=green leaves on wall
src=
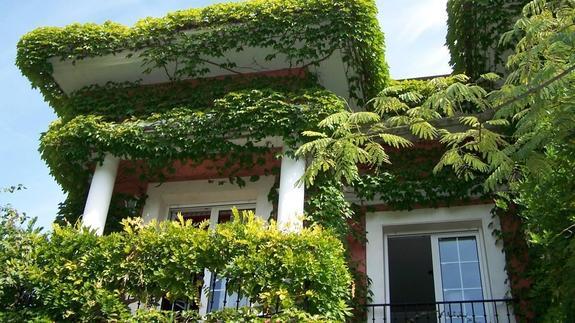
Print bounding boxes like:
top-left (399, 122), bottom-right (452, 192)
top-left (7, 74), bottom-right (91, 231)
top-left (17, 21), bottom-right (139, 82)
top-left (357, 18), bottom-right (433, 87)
top-left (16, 0), bottom-right (388, 114)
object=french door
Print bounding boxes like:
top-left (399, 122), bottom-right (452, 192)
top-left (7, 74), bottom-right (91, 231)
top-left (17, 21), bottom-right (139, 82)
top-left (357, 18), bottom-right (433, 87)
top-left (162, 203), bottom-right (255, 314)
top-left (387, 231), bottom-right (488, 322)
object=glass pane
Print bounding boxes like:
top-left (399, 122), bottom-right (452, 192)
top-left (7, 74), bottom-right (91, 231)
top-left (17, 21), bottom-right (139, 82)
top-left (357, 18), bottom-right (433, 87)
top-left (439, 236), bottom-right (484, 306)
top-left (440, 263), bottom-right (461, 289)
top-left (444, 289), bottom-right (463, 301)
top-left (209, 277), bottom-right (226, 312)
top-left (464, 290), bottom-right (485, 321)
top-left (218, 208), bottom-right (255, 224)
top-left (461, 262), bottom-right (482, 288)
top-left (458, 237), bottom-right (479, 262)
top-left (439, 238), bottom-right (458, 262)
top-left (443, 301), bottom-right (464, 323)
top-left (226, 291), bottom-right (250, 309)
top-left (464, 289), bottom-right (483, 301)
top-left (170, 209), bottom-right (211, 225)
top-left (464, 302), bottom-right (485, 321)
top-left (217, 210), bottom-right (232, 224)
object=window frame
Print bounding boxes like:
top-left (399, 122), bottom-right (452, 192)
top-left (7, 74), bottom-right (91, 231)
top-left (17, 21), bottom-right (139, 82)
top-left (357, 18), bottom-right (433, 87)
top-left (382, 228), bottom-right (494, 322)
top-left (430, 231), bottom-right (490, 303)
top-left (167, 201), bottom-right (256, 315)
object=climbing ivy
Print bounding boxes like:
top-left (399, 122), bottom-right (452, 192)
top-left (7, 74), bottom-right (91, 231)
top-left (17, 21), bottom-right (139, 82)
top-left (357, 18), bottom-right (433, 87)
top-left (17, 0), bottom-right (389, 238)
top-left (39, 87), bottom-right (344, 224)
top-left (16, 0), bottom-right (388, 114)
top-left (54, 74), bottom-right (319, 121)
top-left (353, 145), bottom-right (487, 211)
top-left (446, 0), bottom-right (529, 78)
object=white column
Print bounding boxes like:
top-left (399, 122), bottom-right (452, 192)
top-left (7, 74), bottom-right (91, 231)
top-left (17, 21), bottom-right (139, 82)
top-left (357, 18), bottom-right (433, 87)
top-left (82, 154), bottom-right (120, 235)
top-left (277, 152), bottom-right (305, 231)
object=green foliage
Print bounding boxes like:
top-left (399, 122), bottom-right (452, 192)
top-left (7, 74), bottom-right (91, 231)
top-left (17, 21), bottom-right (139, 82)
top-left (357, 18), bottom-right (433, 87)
top-left (439, 0), bottom-right (575, 190)
top-left (58, 75), bottom-right (319, 122)
top-left (512, 143), bottom-right (575, 322)
top-left (0, 199), bottom-right (45, 320)
top-left (306, 174), bottom-right (354, 240)
top-left (301, 1), bottom-right (575, 320)
top-left (122, 307), bottom-right (335, 322)
top-left (304, 174), bottom-right (370, 319)
top-left (297, 74), bottom-right (495, 186)
top-left (40, 87), bottom-right (344, 223)
top-left (16, 0), bottom-right (388, 113)
top-left (446, 0), bottom-right (530, 78)
top-left (353, 146), bottom-right (486, 211)
top-left (0, 209), bottom-right (352, 322)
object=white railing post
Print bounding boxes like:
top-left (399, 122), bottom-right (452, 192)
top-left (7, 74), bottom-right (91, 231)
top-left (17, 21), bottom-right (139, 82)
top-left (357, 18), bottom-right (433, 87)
top-left (82, 154), bottom-right (120, 235)
top-left (277, 150), bottom-right (305, 231)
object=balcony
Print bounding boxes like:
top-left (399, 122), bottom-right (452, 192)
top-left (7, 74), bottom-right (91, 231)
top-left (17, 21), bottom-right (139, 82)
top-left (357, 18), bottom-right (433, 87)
top-left (365, 298), bottom-right (515, 323)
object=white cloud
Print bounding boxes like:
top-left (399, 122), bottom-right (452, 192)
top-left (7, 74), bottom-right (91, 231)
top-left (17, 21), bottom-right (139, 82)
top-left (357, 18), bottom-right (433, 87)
top-left (377, 0), bottom-right (448, 44)
top-left (377, 0), bottom-right (452, 79)
top-left (396, 0), bottom-right (447, 43)
top-left (418, 45), bottom-right (452, 76)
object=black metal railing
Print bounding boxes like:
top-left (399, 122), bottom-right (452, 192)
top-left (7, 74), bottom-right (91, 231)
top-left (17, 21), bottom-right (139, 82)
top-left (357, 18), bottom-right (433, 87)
top-left (134, 271), bottom-right (261, 314)
top-left (365, 299), bottom-right (515, 323)
top-left (206, 271), bottom-right (252, 312)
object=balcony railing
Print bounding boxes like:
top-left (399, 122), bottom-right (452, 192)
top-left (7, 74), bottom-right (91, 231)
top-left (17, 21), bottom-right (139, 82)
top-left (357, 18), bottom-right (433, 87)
top-left (365, 299), bottom-right (515, 323)
top-left (134, 271), bottom-right (278, 315)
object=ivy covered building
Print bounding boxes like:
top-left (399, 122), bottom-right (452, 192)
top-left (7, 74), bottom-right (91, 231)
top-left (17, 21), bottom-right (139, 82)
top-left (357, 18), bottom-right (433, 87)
top-left (17, 0), bottom-right (529, 321)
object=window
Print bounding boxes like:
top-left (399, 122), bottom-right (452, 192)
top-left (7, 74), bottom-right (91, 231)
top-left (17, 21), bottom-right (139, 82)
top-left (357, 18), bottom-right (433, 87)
top-left (169, 204), bottom-right (255, 226)
top-left (366, 206), bottom-right (512, 322)
top-left (387, 232), bottom-right (489, 322)
top-left (437, 236), bottom-right (484, 302)
top-left (161, 203), bottom-right (255, 314)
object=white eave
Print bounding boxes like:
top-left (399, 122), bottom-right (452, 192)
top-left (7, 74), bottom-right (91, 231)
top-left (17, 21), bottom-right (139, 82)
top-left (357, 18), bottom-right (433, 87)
top-left (49, 43), bottom-right (355, 105)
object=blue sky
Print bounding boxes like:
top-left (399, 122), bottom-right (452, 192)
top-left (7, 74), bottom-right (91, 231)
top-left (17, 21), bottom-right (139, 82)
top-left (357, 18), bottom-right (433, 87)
top-left (0, 0), bottom-right (451, 230)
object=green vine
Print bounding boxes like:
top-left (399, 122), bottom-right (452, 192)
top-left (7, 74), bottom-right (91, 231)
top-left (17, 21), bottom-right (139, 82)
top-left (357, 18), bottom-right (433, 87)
top-left (446, 0), bottom-right (529, 78)
top-left (353, 146), bottom-right (487, 211)
top-left (41, 87), bottom-right (344, 223)
top-left (56, 74), bottom-right (319, 121)
top-left (16, 0), bottom-right (388, 113)
top-left (42, 87), bottom-right (342, 188)
top-left (305, 173), bottom-right (370, 319)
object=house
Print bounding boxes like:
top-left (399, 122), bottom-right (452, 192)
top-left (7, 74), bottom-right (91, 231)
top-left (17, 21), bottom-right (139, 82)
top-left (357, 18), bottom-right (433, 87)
top-left (17, 0), bottom-right (528, 321)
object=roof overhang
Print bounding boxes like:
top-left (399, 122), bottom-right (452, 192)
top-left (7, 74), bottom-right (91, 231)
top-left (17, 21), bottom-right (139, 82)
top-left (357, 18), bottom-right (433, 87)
top-left (49, 45), bottom-right (353, 103)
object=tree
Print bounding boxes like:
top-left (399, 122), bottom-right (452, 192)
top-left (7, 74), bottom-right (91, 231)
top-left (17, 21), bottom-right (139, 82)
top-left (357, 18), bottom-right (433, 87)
top-left (300, 0), bottom-right (575, 187)
top-left (298, 0), bottom-right (575, 320)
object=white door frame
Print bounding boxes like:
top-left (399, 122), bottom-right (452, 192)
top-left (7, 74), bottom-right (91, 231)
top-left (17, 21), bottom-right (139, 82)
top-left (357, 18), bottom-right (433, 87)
top-left (383, 228), bottom-right (493, 303)
top-left (365, 205), bottom-right (511, 322)
top-left (382, 229), bottom-right (494, 321)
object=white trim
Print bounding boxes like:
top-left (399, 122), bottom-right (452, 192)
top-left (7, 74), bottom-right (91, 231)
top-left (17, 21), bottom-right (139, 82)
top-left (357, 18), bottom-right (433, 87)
top-left (141, 176), bottom-right (275, 224)
top-left (169, 201), bottom-right (256, 210)
top-left (366, 204), bottom-right (512, 322)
